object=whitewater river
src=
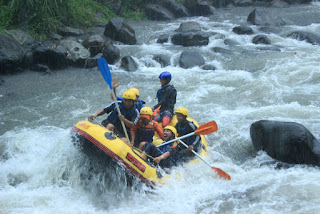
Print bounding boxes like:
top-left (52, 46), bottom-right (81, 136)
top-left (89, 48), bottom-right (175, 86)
top-left (1, 3), bottom-right (320, 214)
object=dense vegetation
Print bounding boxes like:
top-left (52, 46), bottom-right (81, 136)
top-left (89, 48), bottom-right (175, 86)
top-left (0, 0), bottom-right (147, 39)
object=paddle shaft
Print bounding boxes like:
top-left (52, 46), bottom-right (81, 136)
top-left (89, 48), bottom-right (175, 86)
top-left (156, 132), bottom-right (195, 148)
top-left (179, 140), bottom-right (210, 167)
top-left (178, 139), bottom-right (231, 180)
top-left (111, 90), bottom-right (130, 144)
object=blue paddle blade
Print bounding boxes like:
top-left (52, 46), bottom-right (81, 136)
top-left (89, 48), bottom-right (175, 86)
top-left (97, 57), bottom-right (113, 89)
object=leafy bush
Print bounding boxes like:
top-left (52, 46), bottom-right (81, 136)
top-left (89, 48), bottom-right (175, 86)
top-left (0, 0), bottom-right (147, 38)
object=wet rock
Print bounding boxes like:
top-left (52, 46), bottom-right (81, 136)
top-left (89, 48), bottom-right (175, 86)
top-left (179, 51), bottom-right (205, 68)
top-left (247, 8), bottom-right (286, 26)
top-left (211, 47), bottom-right (233, 54)
top-left (185, 0), bottom-right (213, 16)
top-left (153, 54), bottom-right (170, 67)
top-left (224, 39), bottom-right (240, 46)
top-left (157, 34), bottom-right (169, 43)
top-left (102, 44), bottom-right (120, 65)
top-left (172, 22), bottom-right (209, 47)
top-left (287, 31), bottom-right (320, 46)
top-left (201, 64), bottom-right (217, 71)
top-left (159, 0), bottom-right (189, 18)
top-left (82, 35), bottom-right (105, 57)
top-left (172, 32), bottom-right (209, 46)
top-left (104, 17), bottom-right (137, 45)
top-left (32, 45), bottom-right (68, 70)
top-left (145, 4), bottom-right (175, 21)
top-left (30, 64), bottom-right (52, 73)
top-left (250, 120), bottom-right (320, 166)
top-left (252, 35), bottom-right (271, 44)
top-left (58, 25), bottom-right (84, 37)
top-left (60, 40), bottom-right (90, 67)
top-left (120, 56), bottom-right (138, 71)
top-left (232, 25), bottom-right (254, 35)
top-left (85, 53), bottom-right (103, 68)
top-left (175, 21), bottom-right (201, 32)
top-left (0, 33), bottom-right (25, 74)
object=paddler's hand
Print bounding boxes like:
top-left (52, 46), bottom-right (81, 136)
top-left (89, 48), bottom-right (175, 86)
top-left (187, 145), bottom-right (194, 151)
top-left (112, 77), bottom-right (120, 88)
top-left (88, 115), bottom-right (96, 120)
top-left (118, 115), bottom-right (126, 122)
top-left (154, 156), bottom-right (161, 164)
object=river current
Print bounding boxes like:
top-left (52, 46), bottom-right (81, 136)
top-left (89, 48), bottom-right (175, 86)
top-left (1, 4), bottom-right (320, 214)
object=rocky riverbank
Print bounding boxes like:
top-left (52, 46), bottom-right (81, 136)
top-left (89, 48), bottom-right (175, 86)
top-left (0, 0), bottom-right (318, 75)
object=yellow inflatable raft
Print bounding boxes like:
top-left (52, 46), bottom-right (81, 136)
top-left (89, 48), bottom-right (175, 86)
top-left (72, 116), bottom-right (208, 187)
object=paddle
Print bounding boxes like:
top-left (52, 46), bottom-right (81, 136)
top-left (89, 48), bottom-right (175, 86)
top-left (97, 57), bottom-right (130, 144)
top-left (156, 120), bottom-right (218, 148)
top-left (152, 105), bottom-right (161, 117)
top-left (179, 139), bottom-right (231, 180)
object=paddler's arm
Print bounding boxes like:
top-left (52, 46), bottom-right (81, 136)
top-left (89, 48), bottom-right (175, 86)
top-left (88, 108), bottom-right (105, 120)
top-left (154, 151), bottom-right (170, 164)
top-left (119, 115), bottom-right (135, 128)
top-left (130, 125), bottom-right (137, 146)
top-left (154, 122), bottom-right (164, 140)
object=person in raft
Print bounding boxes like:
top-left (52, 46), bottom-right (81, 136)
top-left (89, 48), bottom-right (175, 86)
top-left (174, 107), bottom-right (202, 162)
top-left (141, 125), bottom-right (179, 169)
top-left (111, 77), bottom-right (145, 111)
top-left (130, 106), bottom-right (164, 149)
top-left (88, 90), bottom-right (139, 142)
top-left (153, 71), bottom-right (177, 128)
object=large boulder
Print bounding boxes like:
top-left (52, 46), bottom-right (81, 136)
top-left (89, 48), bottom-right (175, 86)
top-left (185, 0), bottom-right (212, 16)
top-left (120, 56), bottom-right (138, 72)
top-left (60, 40), bottom-right (90, 67)
top-left (232, 25), bottom-right (254, 35)
top-left (247, 8), bottom-right (286, 26)
top-left (287, 31), bottom-right (320, 46)
top-left (32, 45), bottom-right (68, 70)
top-left (0, 33), bottom-right (25, 74)
top-left (82, 35), bottom-right (105, 57)
top-left (179, 51), bottom-right (205, 68)
top-left (145, 4), bottom-right (175, 21)
top-left (172, 32), bottom-right (209, 46)
top-left (104, 17), bottom-right (137, 45)
top-left (102, 44), bottom-right (120, 65)
top-left (159, 0), bottom-right (189, 18)
top-left (250, 120), bottom-right (320, 166)
top-left (175, 21), bottom-right (202, 32)
top-left (172, 21), bottom-right (209, 47)
top-left (252, 35), bottom-right (271, 44)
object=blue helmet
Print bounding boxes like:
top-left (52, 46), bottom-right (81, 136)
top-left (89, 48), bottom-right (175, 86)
top-left (159, 72), bottom-right (172, 81)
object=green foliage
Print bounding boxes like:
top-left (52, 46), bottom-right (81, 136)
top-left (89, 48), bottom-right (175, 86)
top-left (0, 4), bottom-right (14, 31)
top-left (0, 0), bottom-right (147, 38)
top-left (119, 0), bottom-right (147, 20)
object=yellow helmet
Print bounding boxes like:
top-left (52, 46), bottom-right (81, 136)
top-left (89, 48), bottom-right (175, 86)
top-left (175, 107), bottom-right (189, 117)
top-left (122, 90), bottom-right (136, 100)
top-left (164, 125), bottom-right (177, 138)
top-left (140, 106), bottom-right (153, 116)
top-left (129, 88), bottom-right (139, 97)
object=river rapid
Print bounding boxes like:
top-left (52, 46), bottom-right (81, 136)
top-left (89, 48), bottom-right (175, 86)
top-left (1, 4), bottom-right (320, 214)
